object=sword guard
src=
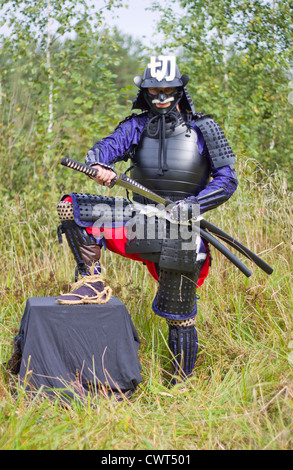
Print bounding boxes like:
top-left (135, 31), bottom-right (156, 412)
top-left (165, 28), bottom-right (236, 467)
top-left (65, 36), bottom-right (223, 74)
top-left (108, 175), bottom-right (118, 188)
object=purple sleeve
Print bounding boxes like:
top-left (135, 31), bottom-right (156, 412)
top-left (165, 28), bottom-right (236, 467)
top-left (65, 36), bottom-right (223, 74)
top-left (186, 165), bottom-right (238, 214)
top-left (198, 165), bottom-right (238, 209)
top-left (85, 114), bottom-right (148, 167)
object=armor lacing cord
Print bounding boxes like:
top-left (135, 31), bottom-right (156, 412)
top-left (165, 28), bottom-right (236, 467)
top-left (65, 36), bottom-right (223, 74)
top-left (56, 274), bottom-right (112, 305)
top-left (166, 317), bottom-right (195, 327)
top-left (147, 111), bottom-right (181, 175)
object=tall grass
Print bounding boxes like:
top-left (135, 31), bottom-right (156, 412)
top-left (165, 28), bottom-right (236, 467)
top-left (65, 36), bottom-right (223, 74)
top-left (0, 158), bottom-right (292, 450)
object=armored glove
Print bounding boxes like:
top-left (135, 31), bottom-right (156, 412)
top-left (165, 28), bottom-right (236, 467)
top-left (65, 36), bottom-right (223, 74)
top-left (169, 198), bottom-right (200, 223)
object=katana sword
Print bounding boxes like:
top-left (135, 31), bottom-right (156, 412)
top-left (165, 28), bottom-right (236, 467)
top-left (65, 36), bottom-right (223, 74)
top-left (60, 157), bottom-right (273, 277)
top-left (60, 157), bottom-right (173, 206)
top-left (61, 157), bottom-right (225, 207)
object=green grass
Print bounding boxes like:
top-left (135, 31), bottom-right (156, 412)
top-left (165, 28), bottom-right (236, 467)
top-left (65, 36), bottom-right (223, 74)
top-left (0, 159), bottom-right (292, 450)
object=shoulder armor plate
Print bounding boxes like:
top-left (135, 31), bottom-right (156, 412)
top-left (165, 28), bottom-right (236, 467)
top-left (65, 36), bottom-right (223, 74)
top-left (194, 116), bottom-right (236, 168)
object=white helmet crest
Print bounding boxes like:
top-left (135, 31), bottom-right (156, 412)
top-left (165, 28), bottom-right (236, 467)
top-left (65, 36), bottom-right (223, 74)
top-left (147, 55), bottom-right (177, 83)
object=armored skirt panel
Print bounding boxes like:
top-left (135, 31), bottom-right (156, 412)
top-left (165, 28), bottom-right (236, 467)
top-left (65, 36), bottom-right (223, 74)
top-left (130, 123), bottom-right (210, 201)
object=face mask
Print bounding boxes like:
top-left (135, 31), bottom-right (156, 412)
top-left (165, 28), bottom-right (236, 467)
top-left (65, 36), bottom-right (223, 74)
top-left (151, 91), bottom-right (174, 105)
top-left (144, 88), bottom-right (183, 115)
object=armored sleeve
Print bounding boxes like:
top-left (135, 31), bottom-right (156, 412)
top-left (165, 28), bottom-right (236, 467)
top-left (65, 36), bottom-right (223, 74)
top-left (85, 113), bottom-right (148, 168)
top-left (187, 115), bottom-right (238, 213)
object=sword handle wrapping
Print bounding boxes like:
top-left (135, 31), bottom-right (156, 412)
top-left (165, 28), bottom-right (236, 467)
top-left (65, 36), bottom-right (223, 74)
top-left (60, 157), bottom-right (119, 188)
top-left (60, 157), bottom-right (99, 178)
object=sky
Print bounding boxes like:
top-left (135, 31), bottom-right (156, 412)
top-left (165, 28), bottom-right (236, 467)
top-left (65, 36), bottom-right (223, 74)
top-left (0, 0), bottom-right (184, 51)
top-left (103, 0), bottom-right (182, 47)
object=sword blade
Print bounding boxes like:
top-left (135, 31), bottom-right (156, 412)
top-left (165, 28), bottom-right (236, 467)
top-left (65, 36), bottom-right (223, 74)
top-left (115, 173), bottom-right (172, 206)
top-left (61, 157), bottom-right (174, 206)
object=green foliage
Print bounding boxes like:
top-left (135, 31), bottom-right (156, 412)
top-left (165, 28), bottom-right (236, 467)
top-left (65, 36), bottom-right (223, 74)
top-left (0, 0), bottom-right (293, 451)
top-left (107, 29), bottom-right (147, 105)
top-left (0, 0), bottom-right (135, 204)
top-left (152, 0), bottom-right (293, 185)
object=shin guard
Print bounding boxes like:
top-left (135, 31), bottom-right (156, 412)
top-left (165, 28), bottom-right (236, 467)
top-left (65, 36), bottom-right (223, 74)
top-left (167, 318), bottom-right (198, 382)
top-left (57, 200), bottom-right (101, 277)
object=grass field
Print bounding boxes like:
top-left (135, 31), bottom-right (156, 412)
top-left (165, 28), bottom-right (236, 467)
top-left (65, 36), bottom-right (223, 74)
top-left (0, 158), bottom-right (292, 450)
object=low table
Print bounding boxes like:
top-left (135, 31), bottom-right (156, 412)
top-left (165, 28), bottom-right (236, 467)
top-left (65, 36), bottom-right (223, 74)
top-left (12, 296), bottom-right (142, 400)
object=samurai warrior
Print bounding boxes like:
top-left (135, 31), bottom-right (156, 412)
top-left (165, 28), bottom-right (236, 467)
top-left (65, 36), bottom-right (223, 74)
top-left (56, 55), bottom-right (238, 385)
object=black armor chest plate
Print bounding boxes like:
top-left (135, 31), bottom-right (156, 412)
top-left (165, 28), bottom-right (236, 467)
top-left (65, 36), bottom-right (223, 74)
top-left (130, 121), bottom-right (210, 201)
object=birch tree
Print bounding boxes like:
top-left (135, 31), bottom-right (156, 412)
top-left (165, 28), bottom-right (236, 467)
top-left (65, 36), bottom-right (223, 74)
top-left (0, 0), bottom-right (125, 195)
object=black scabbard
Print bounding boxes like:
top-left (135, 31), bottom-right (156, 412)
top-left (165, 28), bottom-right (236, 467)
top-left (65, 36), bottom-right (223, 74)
top-left (199, 228), bottom-right (252, 277)
top-left (201, 219), bottom-right (273, 275)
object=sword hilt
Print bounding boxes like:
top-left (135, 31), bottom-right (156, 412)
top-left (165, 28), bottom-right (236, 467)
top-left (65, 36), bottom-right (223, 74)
top-left (60, 157), bottom-right (99, 178)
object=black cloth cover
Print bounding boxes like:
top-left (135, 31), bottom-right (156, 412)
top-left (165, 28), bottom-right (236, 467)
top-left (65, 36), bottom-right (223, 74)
top-left (16, 297), bottom-right (142, 398)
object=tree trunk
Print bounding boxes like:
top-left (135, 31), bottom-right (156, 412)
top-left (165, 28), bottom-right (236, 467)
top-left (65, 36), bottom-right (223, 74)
top-left (46, 0), bottom-right (53, 136)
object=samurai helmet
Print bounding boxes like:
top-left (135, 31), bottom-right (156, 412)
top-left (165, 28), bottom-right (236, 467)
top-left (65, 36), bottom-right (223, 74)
top-left (132, 55), bottom-right (195, 115)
